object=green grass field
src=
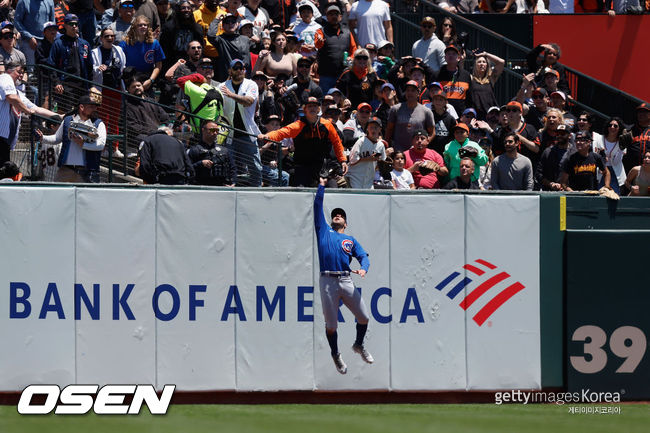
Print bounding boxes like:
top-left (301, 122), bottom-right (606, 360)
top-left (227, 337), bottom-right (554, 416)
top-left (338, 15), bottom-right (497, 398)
top-left (1, 404), bottom-right (648, 433)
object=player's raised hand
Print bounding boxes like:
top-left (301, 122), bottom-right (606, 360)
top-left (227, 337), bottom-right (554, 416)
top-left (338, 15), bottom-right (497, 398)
top-left (352, 269), bottom-right (366, 278)
top-left (319, 177), bottom-right (328, 186)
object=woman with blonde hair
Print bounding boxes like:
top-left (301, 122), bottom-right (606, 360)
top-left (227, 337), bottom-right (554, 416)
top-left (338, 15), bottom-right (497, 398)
top-left (539, 108), bottom-right (566, 151)
top-left (335, 48), bottom-right (378, 108)
top-left (468, 51), bottom-right (504, 120)
top-left (119, 15), bottom-right (166, 91)
top-left (253, 32), bottom-right (297, 78)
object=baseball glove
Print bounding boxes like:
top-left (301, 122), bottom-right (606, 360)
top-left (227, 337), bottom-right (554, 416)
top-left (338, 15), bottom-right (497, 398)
top-left (376, 157), bottom-right (393, 180)
top-left (418, 160), bottom-right (438, 175)
top-left (458, 146), bottom-right (479, 158)
top-left (319, 159), bottom-right (343, 180)
top-left (599, 187), bottom-right (620, 200)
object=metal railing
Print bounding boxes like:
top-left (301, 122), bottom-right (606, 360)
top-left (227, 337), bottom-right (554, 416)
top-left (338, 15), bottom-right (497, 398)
top-left (391, 1), bottom-right (646, 126)
top-left (27, 63), bottom-right (285, 186)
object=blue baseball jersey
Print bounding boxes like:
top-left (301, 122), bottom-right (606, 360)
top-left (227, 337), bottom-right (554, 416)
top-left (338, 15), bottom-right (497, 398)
top-left (119, 39), bottom-right (165, 74)
top-left (314, 185), bottom-right (370, 273)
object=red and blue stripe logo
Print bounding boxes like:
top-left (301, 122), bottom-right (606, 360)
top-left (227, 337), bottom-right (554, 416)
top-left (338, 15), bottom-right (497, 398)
top-left (435, 259), bottom-right (525, 326)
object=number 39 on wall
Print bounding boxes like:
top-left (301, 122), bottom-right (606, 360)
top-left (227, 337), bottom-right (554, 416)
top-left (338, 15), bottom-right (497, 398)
top-left (570, 325), bottom-right (647, 374)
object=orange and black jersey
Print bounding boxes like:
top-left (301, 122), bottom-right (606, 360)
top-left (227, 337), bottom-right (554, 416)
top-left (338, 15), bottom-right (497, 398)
top-left (437, 67), bottom-right (472, 114)
top-left (55, 2), bottom-right (70, 31)
top-left (265, 117), bottom-right (345, 166)
top-left (336, 69), bottom-right (378, 109)
top-left (624, 125), bottom-right (650, 174)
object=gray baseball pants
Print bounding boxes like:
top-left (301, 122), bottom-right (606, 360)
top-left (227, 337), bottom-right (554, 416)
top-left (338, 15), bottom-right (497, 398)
top-left (319, 275), bottom-right (370, 331)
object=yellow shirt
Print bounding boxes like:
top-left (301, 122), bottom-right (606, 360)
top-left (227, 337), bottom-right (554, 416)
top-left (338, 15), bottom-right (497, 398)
top-left (194, 4), bottom-right (226, 58)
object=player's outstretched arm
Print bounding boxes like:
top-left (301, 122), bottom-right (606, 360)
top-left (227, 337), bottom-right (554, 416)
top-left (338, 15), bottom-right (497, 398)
top-left (314, 178), bottom-right (328, 232)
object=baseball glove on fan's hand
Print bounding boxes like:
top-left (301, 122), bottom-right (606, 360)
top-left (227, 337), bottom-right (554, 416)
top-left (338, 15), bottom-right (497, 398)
top-left (376, 157), bottom-right (393, 180)
top-left (418, 160), bottom-right (438, 175)
top-left (599, 187), bottom-right (620, 200)
top-left (458, 146), bottom-right (479, 158)
top-left (319, 159), bottom-right (343, 180)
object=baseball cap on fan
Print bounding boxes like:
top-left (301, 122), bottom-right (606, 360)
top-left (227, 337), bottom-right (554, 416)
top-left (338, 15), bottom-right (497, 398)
top-left (230, 58), bottom-right (245, 69)
top-left (64, 14), bottom-right (79, 24)
top-left (298, 2), bottom-right (313, 12)
top-left (78, 94), bottom-right (100, 106)
top-left (326, 4), bottom-right (341, 14)
top-left (377, 40), bottom-right (393, 50)
top-left (575, 130), bottom-right (592, 142)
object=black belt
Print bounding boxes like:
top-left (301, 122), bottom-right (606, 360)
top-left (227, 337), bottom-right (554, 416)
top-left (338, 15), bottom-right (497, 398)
top-left (321, 271), bottom-right (350, 276)
top-left (64, 165), bottom-right (85, 169)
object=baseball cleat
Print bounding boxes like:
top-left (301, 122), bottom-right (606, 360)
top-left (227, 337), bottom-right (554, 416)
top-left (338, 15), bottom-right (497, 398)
top-left (332, 353), bottom-right (347, 374)
top-left (352, 344), bottom-right (374, 364)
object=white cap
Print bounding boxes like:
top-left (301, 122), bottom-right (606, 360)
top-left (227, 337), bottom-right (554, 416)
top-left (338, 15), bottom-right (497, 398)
top-left (377, 40), bottom-right (393, 50)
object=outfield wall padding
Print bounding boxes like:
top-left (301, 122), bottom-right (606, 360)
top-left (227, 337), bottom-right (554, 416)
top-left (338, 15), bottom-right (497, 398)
top-left (0, 187), bottom-right (541, 392)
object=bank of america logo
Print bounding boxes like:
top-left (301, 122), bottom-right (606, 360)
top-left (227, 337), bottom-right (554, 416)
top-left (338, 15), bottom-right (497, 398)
top-left (434, 259), bottom-right (525, 326)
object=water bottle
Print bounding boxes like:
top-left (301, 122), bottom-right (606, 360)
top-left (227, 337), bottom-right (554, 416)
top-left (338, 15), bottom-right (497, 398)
top-left (342, 51), bottom-right (349, 68)
top-left (52, 101), bottom-right (58, 113)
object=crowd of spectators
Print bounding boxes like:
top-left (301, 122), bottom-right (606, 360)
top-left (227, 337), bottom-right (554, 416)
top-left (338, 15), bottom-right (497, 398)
top-left (0, 0), bottom-right (647, 195)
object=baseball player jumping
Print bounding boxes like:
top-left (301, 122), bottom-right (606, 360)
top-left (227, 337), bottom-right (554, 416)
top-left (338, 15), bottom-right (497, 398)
top-left (314, 177), bottom-right (374, 374)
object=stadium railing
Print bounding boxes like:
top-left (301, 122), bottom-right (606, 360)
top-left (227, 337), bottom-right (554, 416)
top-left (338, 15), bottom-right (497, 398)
top-left (390, 1), bottom-right (645, 127)
top-left (24, 63), bottom-right (284, 185)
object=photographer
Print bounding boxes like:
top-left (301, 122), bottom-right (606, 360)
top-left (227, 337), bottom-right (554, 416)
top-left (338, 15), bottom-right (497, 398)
top-left (187, 119), bottom-right (235, 186)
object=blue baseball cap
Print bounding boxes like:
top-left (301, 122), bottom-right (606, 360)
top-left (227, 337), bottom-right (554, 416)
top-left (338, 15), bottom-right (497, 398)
top-left (462, 108), bottom-right (477, 117)
top-left (64, 14), bottom-right (79, 23)
top-left (381, 83), bottom-right (395, 92)
top-left (0, 21), bottom-right (14, 30)
top-left (230, 58), bottom-right (245, 69)
top-left (427, 81), bottom-right (442, 90)
top-left (327, 88), bottom-right (342, 95)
